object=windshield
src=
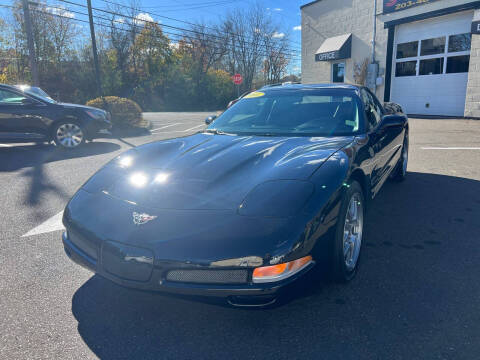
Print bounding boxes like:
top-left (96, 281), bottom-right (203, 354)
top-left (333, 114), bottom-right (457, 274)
top-left (208, 89), bottom-right (363, 137)
top-left (15, 85), bottom-right (56, 104)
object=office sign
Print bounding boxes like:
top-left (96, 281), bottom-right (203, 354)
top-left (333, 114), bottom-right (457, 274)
top-left (383, 0), bottom-right (440, 14)
top-left (315, 51), bottom-right (342, 62)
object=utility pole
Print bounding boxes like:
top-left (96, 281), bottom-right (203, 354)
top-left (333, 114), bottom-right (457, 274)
top-left (371, 0), bottom-right (377, 64)
top-left (86, 0), bottom-right (102, 96)
top-left (21, 0), bottom-right (39, 86)
top-left (367, 0), bottom-right (379, 93)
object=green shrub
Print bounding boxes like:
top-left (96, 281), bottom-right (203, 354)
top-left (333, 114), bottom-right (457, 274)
top-left (86, 96), bottom-right (145, 128)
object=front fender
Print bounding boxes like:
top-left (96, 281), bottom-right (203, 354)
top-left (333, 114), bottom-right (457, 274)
top-left (269, 150), bottom-right (351, 265)
top-left (304, 150), bottom-right (350, 217)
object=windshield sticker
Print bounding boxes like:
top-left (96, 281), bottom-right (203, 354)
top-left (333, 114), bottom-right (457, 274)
top-left (244, 91), bottom-right (265, 99)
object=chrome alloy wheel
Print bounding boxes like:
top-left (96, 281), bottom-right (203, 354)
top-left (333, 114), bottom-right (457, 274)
top-left (343, 193), bottom-right (363, 271)
top-left (56, 123), bottom-right (84, 148)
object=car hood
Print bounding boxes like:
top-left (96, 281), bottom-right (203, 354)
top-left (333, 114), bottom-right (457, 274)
top-left (59, 102), bottom-right (106, 112)
top-left (100, 133), bottom-right (353, 211)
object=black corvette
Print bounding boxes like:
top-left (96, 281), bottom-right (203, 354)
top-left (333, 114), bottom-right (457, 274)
top-left (62, 84), bottom-right (408, 306)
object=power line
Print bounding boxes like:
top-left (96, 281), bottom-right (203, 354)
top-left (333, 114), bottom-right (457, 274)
top-left (96, 0), bottom-right (301, 50)
top-left (26, 5), bottom-right (301, 61)
top-left (65, 0), bottom-right (301, 53)
top-left (141, 0), bottom-right (243, 8)
top-left (39, 4), bottom-right (300, 60)
top-left (6, 1), bottom-right (300, 61)
top-left (52, 0), bottom-right (301, 57)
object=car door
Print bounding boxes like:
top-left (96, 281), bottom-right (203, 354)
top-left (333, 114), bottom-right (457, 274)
top-left (367, 89), bottom-right (405, 180)
top-left (0, 88), bottom-right (50, 141)
top-left (360, 88), bottom-right (394, 195)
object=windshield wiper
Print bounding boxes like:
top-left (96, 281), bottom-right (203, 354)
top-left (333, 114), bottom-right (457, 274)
top-left (256, 133), bottom-right (277, 137)
top-left (204, 129), bottom-right (233, 135)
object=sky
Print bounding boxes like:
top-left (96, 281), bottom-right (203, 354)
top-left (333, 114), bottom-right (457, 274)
top-left (0, 0), bottom-right (306, 74)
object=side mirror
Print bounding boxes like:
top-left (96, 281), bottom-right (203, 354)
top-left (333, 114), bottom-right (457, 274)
top-left (383, 102), bottom-right (404, 115)
top-left (380, 114), bottom-right (406, 129)
top-left (205, 115), bottom-right (217, 125)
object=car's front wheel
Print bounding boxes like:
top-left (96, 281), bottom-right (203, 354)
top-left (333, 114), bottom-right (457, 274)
top-left (53, 122), bottom-right (85, 149)
top-left (332, 180), bottom-right (365, 282)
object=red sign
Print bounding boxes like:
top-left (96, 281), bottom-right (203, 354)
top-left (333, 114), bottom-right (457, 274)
top-left (232, 74), bottom-right (243, 85)
top-left (383, 0), bottom-right (439, 14)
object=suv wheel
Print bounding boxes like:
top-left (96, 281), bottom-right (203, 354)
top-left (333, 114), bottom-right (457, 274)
top-left (53, 122), bottom-right (85, 149)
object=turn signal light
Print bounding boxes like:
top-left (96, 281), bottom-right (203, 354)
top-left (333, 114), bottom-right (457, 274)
top-left (252, 255), bottom-right (313, 283)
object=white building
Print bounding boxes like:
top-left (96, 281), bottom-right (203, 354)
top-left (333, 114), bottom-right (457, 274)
top-left (301, 0), bottom-right (480, 117)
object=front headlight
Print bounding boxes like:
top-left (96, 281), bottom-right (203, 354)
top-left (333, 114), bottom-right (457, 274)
top-left (252, 255), bottom-right (313, 283)
top-left (86, 109), bottom-right (106, 120)
top-left (238, 180), bottom-right (314, 218)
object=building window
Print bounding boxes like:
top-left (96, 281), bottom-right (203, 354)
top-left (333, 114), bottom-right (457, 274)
top-left (332, 62), bottom-right (345, 83)
top-left (447, 55), bottom-right (470, 73)
top-left (395, 61), bottom-right (417, 77)
top-left (396, 41), bottom-right (418, 59)
top-left (420, 37), bottom-right (446, 56)
top-left (419, 58), bottom-right (444, 75)
top-left (448, 33), bottom-right (471, 53)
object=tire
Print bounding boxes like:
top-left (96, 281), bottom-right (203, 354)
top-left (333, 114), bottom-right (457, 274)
top-left (331, 180), bottom-right (365, 283)
top-left (52, 121), bottom-right (85, 149)
top-left (390, 134), bottom-right (408, 182)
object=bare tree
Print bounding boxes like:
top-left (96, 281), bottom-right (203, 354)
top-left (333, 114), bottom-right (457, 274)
top-left (263, 30), bottom-right (290, 84)
top-left (225, 3), bottom-right (290, 91)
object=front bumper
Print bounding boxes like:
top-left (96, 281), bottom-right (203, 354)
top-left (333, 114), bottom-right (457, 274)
top-left (62, 231), bottom-right (315, 306)
top-left (85, 119), bottom-right (112, 139)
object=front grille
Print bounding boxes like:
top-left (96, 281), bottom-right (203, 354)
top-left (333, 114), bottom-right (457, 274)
top-left (166, 269), bottom-right (248, 285)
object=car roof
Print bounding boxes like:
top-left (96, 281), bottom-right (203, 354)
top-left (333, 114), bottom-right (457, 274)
top-left (262, 83), bottom-right (360, 91)
top-left (0, 84), bottom-right (17, 91)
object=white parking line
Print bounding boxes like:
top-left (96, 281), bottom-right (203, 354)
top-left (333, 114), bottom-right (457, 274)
top-left (0, 143), bottom-right (12, 147)
top-left (22, 211), bottom-right (64, 237)
top-left (150, 123), bottom-right (183, 132)
top-left (152, 124), bottom-right (205, 134)
top-left (181, 124), bottom-right (205, 132)
top-left (421, 147), bottom-right (480, 150)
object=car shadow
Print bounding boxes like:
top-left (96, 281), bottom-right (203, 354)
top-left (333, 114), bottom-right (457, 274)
top-left (0, 141), bottom-right (121, 172)
top-left (71, 172), bottom-right (480, 359)
top-left (110, 126), bottom-right (152, 139)
top-left (0, 142), bottom-right (121, 211)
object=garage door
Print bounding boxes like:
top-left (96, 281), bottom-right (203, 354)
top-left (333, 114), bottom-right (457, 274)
top-left (391, 11), bottom-right (473, 116)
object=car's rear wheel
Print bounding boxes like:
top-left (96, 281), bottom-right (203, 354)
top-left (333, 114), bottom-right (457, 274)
top-left (53, 122), bottom-right (85, 149)
top-left (391, 135), bottom-right (408, 182)
top-left (332, 180), bottom-right (364, 282)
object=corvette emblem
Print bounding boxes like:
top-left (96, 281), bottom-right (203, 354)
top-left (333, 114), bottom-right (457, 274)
top-left (132, 212), bottom-right (157, 225)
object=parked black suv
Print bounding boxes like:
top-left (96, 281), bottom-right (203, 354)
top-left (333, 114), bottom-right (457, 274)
top-left (0, 84), bottom-right (111, 149)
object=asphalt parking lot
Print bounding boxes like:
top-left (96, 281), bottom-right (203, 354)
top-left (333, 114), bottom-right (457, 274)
top-left (0, 114), bottom-right (479, 359)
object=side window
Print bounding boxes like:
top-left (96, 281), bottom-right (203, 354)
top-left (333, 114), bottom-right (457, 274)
top-left (0, 89), bottom-right (27, 105)
top-left (361, 89), bottom-right (382, 130)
